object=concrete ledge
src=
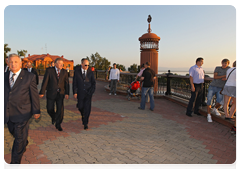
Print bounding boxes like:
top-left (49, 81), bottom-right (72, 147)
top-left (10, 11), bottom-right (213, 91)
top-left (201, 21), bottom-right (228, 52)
top-left (104, 85), bottom-right (235, 128)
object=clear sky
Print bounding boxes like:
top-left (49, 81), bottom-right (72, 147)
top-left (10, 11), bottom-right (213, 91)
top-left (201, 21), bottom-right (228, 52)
top-left (4, 4), bottom-right (236, 71)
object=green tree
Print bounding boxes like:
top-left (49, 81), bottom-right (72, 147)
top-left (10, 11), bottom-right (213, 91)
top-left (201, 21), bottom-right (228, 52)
top-left (4, 44), bottom-right (11, 65)
top-left (116, 64), bottom-right (126, 71)
top-left (17, 50), bottom-right (27, 57)
top-left (128, 63), bottom-right (138, 73)
top-left (87, 52), bottom-right (111, 70)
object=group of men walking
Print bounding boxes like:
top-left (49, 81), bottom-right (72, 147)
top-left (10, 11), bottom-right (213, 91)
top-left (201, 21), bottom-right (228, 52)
top-left (4, 54), bottom-right (95, 164)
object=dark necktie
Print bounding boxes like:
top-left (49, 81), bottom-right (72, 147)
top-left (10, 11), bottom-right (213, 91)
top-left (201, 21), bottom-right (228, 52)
top-left (83, 70), bottom-right (86, 80)
top-left (10, 73), bottom-right (16, 88)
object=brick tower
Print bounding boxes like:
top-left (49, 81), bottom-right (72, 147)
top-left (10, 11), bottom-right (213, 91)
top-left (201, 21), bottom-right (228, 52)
top-left (139, 15), bottom-right (160, 92)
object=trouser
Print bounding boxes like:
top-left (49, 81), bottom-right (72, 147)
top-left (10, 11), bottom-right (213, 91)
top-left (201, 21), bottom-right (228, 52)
top-left (78, 94), bottom-right (92, 125)
top-left (186, 83), bottom-right (203, 115)
top-left (110, 79), bottom-right (118, 94)
top-left (47, 92), bottom-right (64, 126)
top-left (7, 119), bottom-right (30, 164)
top-left (140, 87), bottom-right (155, 110)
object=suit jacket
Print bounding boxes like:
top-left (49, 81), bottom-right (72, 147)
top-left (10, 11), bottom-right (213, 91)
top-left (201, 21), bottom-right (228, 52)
top-left (39, 67), bottom-right (69, 99)
top-left (23, 67), bottom-right (39, 85)
top-left (72, 66), bottom-right (96, 100)
top-left (4, 65), bottom-right (9, 72)
top-left (4, 69), bottom-right (40, 124)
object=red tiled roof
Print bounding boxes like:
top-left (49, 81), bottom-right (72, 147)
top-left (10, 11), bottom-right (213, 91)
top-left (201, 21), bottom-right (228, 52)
top-left (23, 54), bottom-right (73, 62)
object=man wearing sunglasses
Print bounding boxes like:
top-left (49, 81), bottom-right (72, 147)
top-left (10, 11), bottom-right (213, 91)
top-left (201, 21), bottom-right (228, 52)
top-left (73, 58), bottom-right (96, 130)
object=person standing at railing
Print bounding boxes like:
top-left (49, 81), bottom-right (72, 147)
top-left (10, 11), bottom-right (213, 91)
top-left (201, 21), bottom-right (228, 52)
top-left (109, 63), bottom-right (120, 95)
top-left (186, 57), bottom-right (204, 117)
top-left (206, 59), bottom-right (230, 122)
top-left (221, 61), bottom-right (236, 121)
top-left (105, 66), bottom-right (111, 88)
top-left (138, 62), bottom-right (156, 111)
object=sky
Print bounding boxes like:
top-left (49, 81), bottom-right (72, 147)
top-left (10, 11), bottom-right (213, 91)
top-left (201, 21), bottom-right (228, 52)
top-left (3, 3), bottom-right (237, 72)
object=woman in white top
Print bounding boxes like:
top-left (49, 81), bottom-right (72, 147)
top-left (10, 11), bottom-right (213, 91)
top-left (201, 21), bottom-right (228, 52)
top-left (221, 61), bottom-right (236, 120)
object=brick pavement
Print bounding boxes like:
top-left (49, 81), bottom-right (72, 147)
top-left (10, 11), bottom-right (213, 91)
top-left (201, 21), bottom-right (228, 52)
top-left (4, 79), bottom-right (236, 164)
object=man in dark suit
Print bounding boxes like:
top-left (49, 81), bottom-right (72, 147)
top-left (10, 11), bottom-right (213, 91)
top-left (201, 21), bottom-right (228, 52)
top-left (4, 56), bottom-right (9, 72)
top-left (4, 54), bottom-right (40, 164)
top-left (39, 58), bottom-right (69, 131)
top-left (73, 58), bottom-right (96, 130)
top-left (23, 61), bottom-right (39, 85)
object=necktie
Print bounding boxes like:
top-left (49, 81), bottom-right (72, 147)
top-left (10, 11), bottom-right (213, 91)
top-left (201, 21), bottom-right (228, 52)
top-left (57, 69), bottom-right (60, 79)
top-left (83, 70), bottom-right (86, 80)
top-left (10, 73), bottom-right (16, 88)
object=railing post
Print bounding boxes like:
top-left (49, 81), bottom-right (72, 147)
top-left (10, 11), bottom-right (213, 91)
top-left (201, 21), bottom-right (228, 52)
top-left (165, 70), bottom-right (172, 95)
top-left (202, 82), bottom-right (207, 106)
top-left (96, 70), bottom-right (98, 80)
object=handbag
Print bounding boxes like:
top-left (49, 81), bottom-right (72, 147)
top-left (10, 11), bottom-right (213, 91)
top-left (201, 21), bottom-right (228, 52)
top-left (220, 68), bottom-right (236, 94)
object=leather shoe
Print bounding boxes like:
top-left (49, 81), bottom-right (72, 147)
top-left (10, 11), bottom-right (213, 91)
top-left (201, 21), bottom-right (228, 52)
top-left (84, 125), bottom-right (88, 130)
top-left (55, 124), bottom-right (63, 131)
top-left (52, 119), bottom-right (56, 125)
top-left (186, 114), bottom-right (192, 117)
top-left (138, 107), bottom-right (144, 110)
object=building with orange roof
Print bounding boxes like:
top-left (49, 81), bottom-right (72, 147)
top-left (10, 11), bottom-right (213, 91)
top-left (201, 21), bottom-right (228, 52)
top-left (22, 53), bottom-right (74, 70)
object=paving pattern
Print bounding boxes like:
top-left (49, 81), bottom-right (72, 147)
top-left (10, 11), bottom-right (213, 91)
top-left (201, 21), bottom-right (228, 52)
top-left (4, 80), bottom-right (236, 164)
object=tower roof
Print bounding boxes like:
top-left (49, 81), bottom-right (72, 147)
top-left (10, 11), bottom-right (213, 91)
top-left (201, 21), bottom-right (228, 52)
top-left (139, 32), bottom-right (160, 41)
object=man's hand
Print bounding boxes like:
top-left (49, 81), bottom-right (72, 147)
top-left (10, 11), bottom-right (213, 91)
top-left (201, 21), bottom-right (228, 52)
top-left (39, 94), bottom-right (44, 98)
top-left (65, 95), bottom-right (69, 100)
top-left (74, 94), bottom-right (77, 99)
top-left (191, 85), bottom-right (195, 92)
top-left (34, 114), bottom-right (40, 119)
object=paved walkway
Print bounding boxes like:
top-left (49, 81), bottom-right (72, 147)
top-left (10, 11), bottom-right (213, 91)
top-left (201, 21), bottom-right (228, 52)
top-left (4, 79), bottom-right (236, 165)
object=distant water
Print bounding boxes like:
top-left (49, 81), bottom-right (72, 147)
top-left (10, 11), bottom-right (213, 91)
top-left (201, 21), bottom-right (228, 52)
top-left (158, 71), bottom-right (214, 78)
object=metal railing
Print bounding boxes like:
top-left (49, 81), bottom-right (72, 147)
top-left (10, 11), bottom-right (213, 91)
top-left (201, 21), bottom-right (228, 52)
top-left (93, 70), bottom-right (214, 106)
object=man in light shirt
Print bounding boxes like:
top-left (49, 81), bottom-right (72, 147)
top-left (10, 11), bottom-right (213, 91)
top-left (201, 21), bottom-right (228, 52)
top-left (186, 57), bottom-right (205, 117)
top-left (109, 63), bottom-right (120, 95)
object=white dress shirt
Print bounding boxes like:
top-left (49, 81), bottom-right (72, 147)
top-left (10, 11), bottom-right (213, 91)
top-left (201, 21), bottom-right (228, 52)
top-left (81, 68), bottom-right (87, 76)
top-left (55, 66), bottom-right (61, 74)
top-left (189, 65), bottom-right (204, 84)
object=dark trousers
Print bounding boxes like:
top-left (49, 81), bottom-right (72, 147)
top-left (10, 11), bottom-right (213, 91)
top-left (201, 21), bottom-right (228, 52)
top-left (186, 83), bottom-right (203, 115)
top-left (7, 119), bottom-right (30, 164)
top-left (110, 79), bottom-right (118, 94)
top-left (47, 93), bottom-right (64, 126)
top-left (78, 94), bottom-right (92, 126)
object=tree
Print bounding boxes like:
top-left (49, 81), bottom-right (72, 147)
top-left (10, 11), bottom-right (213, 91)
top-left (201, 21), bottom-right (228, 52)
top-left (4, 44), bottom-right (11, 65)
top-left (116, 64), bottom-right (126, 71)
top-left (17, 50), bottom-right (27, 57)
top-left (128, 63), bottom-right (139, 73)
top-left (87, 52), bottom-right (111, 70)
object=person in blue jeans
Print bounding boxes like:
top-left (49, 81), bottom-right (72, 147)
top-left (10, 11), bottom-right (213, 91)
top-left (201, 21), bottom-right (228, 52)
top-left (138, 62), bottom-right (156, 111)
top-left (206, 59), bottom-right (230, 122)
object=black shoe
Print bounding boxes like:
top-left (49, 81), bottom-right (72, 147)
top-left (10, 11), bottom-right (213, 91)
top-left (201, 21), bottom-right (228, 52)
top-left (55, 124), bottom-right (63, 131)
top-left (186, 114), bottom-right (192, 117)
top-left (84, 125), bottom-right (88, 130)
top-left (138, 107), bottom-right (144, 110)
top-left (194, 112), bottom-right (201, 116)
top-left (149, 108), bottom-right (154, 111)
top-left (52, 119), bottom-right (56, 125)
